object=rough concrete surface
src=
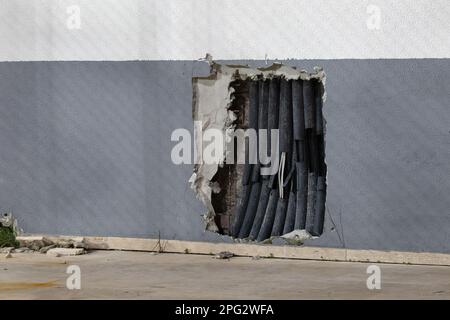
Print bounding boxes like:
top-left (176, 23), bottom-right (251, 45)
top-left (0, 250), bottom-right (449, 300)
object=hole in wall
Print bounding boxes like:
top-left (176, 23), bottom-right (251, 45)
top-left (192, 63), bottom-right (327, 243)
top-left (211, 77), bottom-right (326, 241)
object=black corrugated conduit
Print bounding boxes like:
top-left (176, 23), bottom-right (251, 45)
top-left (231, 76), bottom-right (326, 241)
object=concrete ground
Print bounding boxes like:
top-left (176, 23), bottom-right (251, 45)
top-left (0, 250), bottom-right (449, 299)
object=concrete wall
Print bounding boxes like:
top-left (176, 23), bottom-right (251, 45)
top-left (0, 59), bottom-right (449, 253)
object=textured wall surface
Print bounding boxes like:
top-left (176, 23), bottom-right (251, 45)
top-left (0, 59), bottom-right (449, 253)
top-left (1, 0), bottom-right (449, 61)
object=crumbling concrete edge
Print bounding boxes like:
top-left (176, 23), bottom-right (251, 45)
top-left (190, 60), bottom-right (327, 233)
top-left (16, 235), bottom-right (450, 267)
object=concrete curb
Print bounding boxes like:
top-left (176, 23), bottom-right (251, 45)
top-left (17, 235), bottom-right (450, 266)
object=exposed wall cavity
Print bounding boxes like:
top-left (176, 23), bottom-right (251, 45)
top-left (191, 62), bottom-right (327, 242)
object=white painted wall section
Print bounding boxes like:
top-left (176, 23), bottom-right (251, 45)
top-left (0, 0), bottom-right (449, 61)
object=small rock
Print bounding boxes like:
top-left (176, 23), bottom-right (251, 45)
top-left (252, 255), bottom-right (261, 260)
top-left (39, 244), bottom-right (56, 254)
top-left (18, 236), bottom-right (53, 250)
top-left (43, 238), bottom-right (54, 246)
top-left (56, 240), bottom-right (73, 248)
top-left (72, 241), bottom-right (86, 249)
top-left (47, 248), bottom-right (85, 257)
top-left (0, 247), bottom-right (14, 254)
top-left (213, 251), bottom-right (234, 259)
top-left (4, 252), bottom-right (12, 259)
top-left (281, 229), bottom-right (312, 242)
top-left (29, 243), bottom-right (43, 251)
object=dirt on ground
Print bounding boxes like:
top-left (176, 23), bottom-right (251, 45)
top-left (0, 250), bottom-right (449, 299)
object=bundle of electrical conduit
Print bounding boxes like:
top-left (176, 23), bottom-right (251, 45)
top-left (231, 76), bottom-right (326, 241)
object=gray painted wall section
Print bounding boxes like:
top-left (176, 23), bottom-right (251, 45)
top-left (0, 59), bottom-right (449, 253)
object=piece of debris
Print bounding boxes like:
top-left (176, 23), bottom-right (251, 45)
top-left (17, 236), bottom-right (53, 251)
top-left (281, 229), bottom-right (312, 240)
top-left (4, 250), bottom-right (12, 258)
top-left (280, 230), bottom-right (313, 245)
top-left (0, 247), bottom-right (14, 254)
top-left (46, 248), bottom-right (85, 257)
top-left (39, 244), bottom-right (56, 254)
top-left (55, 240), bottom-right (72, 248)
top-left (16, 236), bottom-right (88, 253)
top-left (52, 238), bottom-right (87, 249)
top-left (251, 255), bottom-right (261, 260)
top-left (269, 229), bottom-right (315, 246)
top-left (72, 241), bottom-right (86, 249)
top-left (13, 247), bottom-right (33, 253)
top-left (30, 243), bottom-right (43, 251)
top-left (213, 251), bottom-right (234, 259)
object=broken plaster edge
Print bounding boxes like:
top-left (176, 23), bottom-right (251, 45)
top-left (16, 234), bottom-right (450, 267)
top-left (191, 61), bottom-right (327, 234)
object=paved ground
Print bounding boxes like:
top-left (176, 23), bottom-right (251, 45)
top-left (0, 250), bottom-right (449, 299)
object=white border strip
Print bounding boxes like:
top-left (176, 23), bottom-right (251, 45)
top-left (0, 0), bottom-right (449, 61)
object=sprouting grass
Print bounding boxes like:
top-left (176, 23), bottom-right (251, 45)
top-left (0, 226), bottom-right (19, 248)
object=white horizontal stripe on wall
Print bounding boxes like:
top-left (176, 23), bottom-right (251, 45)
top-left (0, 0), bottom-right (449, 61)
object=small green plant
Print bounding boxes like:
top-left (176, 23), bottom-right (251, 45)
top-left (0, 226), bottom-right (19, 248)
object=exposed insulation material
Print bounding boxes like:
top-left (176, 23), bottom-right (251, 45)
top-left (191, 61), bottom-right (326, 242)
